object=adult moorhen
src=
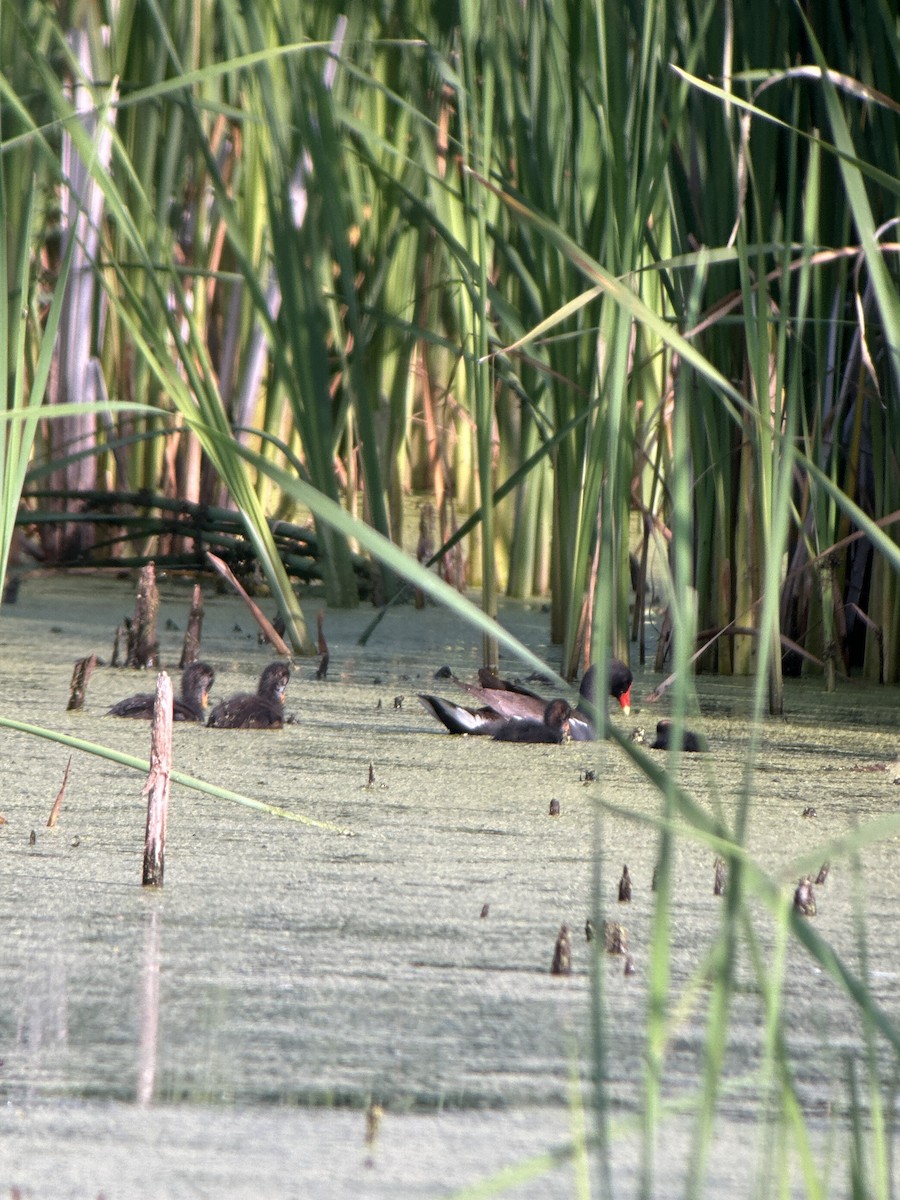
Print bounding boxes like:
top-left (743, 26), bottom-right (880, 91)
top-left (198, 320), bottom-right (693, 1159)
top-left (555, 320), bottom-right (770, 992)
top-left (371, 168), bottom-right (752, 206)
top-left (418, 660), bottom-right (632, 741)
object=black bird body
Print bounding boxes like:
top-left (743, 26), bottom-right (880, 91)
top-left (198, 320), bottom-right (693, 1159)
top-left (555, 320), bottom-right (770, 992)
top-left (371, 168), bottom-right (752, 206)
top-left (649, 719), bottom-right (705, 753)
top-left (207, 661), bottom-right (291, 729)
top-left (418, 660), bottom-right (632, 741)
top-left (490, 699), bottom-right (574, 743)
top-left (108, 661), bottom-right (215, 722)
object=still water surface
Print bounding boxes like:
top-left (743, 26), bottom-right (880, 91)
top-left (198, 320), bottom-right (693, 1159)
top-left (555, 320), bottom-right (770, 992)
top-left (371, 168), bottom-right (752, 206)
top-left (1, 572), bottom-right (898, 1197)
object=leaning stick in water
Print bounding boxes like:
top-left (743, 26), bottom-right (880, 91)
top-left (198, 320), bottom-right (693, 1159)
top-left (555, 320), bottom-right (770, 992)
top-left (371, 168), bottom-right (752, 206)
top-left (205, 551), bottom-right (291, 657)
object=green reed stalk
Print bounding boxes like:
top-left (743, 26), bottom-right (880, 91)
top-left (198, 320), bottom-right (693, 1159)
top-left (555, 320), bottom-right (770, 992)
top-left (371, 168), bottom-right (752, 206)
top-left (0, 73), bottom-right (86, 597)
top-left (458, 1), bottom-right (498, 667)
top-left (637, 257), bottom-right (707, 1199)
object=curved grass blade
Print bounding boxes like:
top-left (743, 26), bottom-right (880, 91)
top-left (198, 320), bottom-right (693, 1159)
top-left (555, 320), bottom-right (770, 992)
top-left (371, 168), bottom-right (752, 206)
top-left (0, 716), bottom-right (351, 834)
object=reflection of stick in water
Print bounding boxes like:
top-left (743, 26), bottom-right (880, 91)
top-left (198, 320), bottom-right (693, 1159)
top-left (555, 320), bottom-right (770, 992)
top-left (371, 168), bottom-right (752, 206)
top-left (136, 906), bottom-right (162, 1107)
top-left (364, 1102), bottom-right (383, 1168)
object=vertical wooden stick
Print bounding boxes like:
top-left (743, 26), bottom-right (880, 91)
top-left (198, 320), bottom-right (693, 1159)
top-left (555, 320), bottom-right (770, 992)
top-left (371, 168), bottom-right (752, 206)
top-left (67, 653), bottom-right (97, 710)
top-left (111, 623), bottom-right (126, 667)
top-left (47, 755), bottom-right (73, 827)
top-left (315, 609), bottom-right (329, 679)
top-left (414, 503), bottom-right (435, 609)
top-left (142, 671), bottom-right (173, 888)
top-left (179, 583), bottom-right (204, 668)
top-left (550, 924), bottom-right (573, 975)
top-left (128, 562), bottom-right (160, 668)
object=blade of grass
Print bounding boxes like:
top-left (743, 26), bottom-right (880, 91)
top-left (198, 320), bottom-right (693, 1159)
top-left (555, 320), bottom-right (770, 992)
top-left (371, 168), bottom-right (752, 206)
top-left (0, 715), bottom-right (351, 833)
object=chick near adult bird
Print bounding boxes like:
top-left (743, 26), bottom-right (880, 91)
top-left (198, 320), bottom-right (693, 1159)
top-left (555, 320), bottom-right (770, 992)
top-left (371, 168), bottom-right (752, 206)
top-left (207, 661), bottom-right (291, 729)
top-left (108, 661), bottom-right (215, 722)
top-left (418, 660), bottom-right (632, 741)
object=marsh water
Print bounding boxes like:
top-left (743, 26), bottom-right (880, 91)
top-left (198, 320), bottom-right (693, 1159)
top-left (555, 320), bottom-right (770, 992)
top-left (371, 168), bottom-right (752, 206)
top-left (1, 572), bottom-right (898, 1198)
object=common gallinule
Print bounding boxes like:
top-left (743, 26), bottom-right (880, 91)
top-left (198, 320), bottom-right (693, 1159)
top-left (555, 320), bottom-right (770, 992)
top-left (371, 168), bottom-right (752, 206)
top-left (490, 698), bottom-right (574, 743)
top-left (418, 660), bottom-right (632, 740)
top-left (207, 661), bottom-right (291, 729)
top-left (648, 719), bottom-right (705, 753)
top-left (107, 661), bottom-right (215, 722)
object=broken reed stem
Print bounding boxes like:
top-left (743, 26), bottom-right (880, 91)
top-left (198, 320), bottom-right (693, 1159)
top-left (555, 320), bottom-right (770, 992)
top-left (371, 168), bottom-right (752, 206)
top-left (111, 623), bottom-right (125, 667)
top-left (67, 653), bottom-right (97, 710)
top-left (205, 550), bottom-right (291, 656)
top-left (47, 754), bottom-right (73, 827)
top-left (316, 609), bottom-right (329, 679)
top-left (142, 671), bottom-right (173, 887)
top-left (550, 924), bottom-right (572, 975)
top-left (179, 583), bottom-right (205, 668)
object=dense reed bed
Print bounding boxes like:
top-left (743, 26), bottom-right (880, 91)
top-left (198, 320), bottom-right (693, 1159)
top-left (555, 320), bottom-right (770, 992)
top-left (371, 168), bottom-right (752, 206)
top-left (2, 1), bottom-right (898, 1195)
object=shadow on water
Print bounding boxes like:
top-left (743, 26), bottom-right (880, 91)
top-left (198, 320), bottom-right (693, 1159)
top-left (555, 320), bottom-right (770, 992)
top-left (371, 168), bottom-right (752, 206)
top-left (1, 572), bottom-right (898, 1197)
